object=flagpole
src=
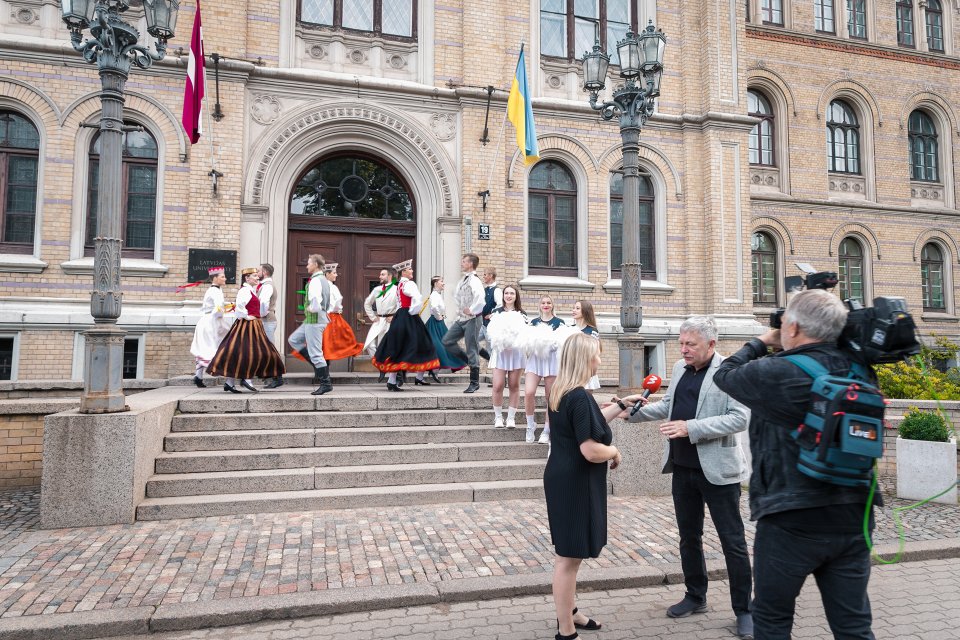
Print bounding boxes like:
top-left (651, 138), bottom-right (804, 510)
top-left (481, 40), bottom-right (525, 203)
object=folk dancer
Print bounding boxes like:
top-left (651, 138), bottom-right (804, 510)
top-left (288, 253), bottom-right (333, 396)
top-left (524, 294), bottom-right (565, 444)
top-left (486, 284), bottom-right (527, 428)
top-left (372, 259), bottom-right (440, 391)
top-left (257, 263), bottom-right (284, 389)
top-left (478, 266), bottom-right (503, 362)
top-left (321, 263), bottom-right (364, 362)
top-left (441, 253), bottom-right (486, 393)
top-left (422, 275), bottom-right (465, 383)
top-left (362, 268), bottom-right (399, 383)
top-left (189, 266), bottom-right (231, 387)
top-left (208, 267), bottom-right (285, 393)
top-left (572, 300), bottom-right (602, 390)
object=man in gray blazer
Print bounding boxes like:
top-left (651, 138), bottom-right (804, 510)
top-left (625, 316), bottom-right (753, 640)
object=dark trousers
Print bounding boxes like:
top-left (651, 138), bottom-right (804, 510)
top-left (753, 518), bottom-right (874, 640)
top-left (672, 465), bottom-right (752, 615)
top-left (441, 315), bottom-right (481, 367)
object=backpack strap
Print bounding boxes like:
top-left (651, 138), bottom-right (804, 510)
top-left (783, 354), bottom-right (828, 379)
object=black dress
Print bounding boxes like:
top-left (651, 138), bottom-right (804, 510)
top-left (543, 387), bottom-right (613, 559)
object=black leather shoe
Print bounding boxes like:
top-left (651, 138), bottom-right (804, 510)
top-left (263, 377), bottom-right (279, 389)
top-left (479, 348), bottom-right (490, 360)
top-left (428, 370), bottom-right (442, 384)
top-left (223, 383), bottom-right (242, 394)
top-left (193, 376), bottom-right (206, 388)
top-left (377, 371), bottom-right (386, 383)
top-left (386, 382), bottom-right (403, 392)
top-left (666, 597), bottom-right (708, 618)
top-left (272, 376), bottom-right (285, 389)
top-left (397, 371), bottom-right (406, 387)
top-left (414, 378), bottom-right (430, 386)
top-left (240, 380), bottom-right (259, 393)
top-left (736, 613), bottom-right (754, 640)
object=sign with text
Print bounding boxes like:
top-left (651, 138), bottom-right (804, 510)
top-left (478, 223), bottom-right (491, 240)
top-left (188, 249), bottom-right (237, 284)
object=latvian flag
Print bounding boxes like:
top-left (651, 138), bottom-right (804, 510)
top-left (181, 1), bottom-right (205, 144)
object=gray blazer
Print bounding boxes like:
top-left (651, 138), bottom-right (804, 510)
top-left (629, 352), bottom-right (749, 486)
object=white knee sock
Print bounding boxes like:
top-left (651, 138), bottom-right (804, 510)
top-left (388, 372), bottom-right (398, 384)
top-left (526, 414), bottom-right (536, 429)
top-left (507, 406), bottom-right (517, 421)
top-left (416, 372), bottom-right (425, 381)
top-left (493, 405), bottom-right (503, 419)
top-left (195, 363), bottom-right (205, 377)
top-left (225, 377), bottom-right (235, 387)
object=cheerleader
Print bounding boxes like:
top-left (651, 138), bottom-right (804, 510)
top-left (208, 268), bottom-right (285, 393)
top-left (321, 263), bottom-right (364, 362)
top-left (523, 294), bottom-right (565, 444)
top-left (423, 276), bottom-right (465, 382)
top-left (572, 300), bottom-right (601, 390)
top-left (372, 259), bottom-right (441, 391)
top-left (189, 266), bottom-right (231, 387)
top-left (487, 285), bottom-right (527, 428)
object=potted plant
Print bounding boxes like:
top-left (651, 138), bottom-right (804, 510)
top-left (896, 408), bottom-right (957, 504)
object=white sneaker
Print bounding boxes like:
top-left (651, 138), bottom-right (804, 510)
top-left (494, 415), bottom-right (505, 428)
top-left (538, 429), bottom-right (550, 444)
top-left (526, 426), bottom-right (536, 443)
top-left (505, 417), bottom-right (516, 428)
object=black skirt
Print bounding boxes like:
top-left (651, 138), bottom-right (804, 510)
top-left (372, 307), bottom-right (440, 372)
top-left (208, 318), bottom-right (285, 379)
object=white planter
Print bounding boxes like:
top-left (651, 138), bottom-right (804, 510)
top-left (896, 436), bottom-right (958, 505)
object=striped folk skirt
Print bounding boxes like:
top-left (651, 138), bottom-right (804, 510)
top-left (208, 318), bottom-right (285, 379)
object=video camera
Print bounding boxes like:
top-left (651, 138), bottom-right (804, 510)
top-left (769, 263), bottom-right (920, 366)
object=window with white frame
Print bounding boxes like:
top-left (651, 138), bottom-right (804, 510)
top-left (748, 90), bottom-right (776, 166)
top-left (0, 334), bottom-right (17, 381)
top-left (815, 0), bottom-right (835, 32)
top-left (761, 0), bottom-right (784, 25)
top-left (926, 0), bottom-right (944, 52)
top-left (540, 0), bottom-right (642, 64)
top-left (298, 0), bottom-right (417, 39)
top-left (827, 99), bottom-right (861, 174)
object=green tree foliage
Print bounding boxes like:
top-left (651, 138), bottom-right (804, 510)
top-left (876, 335), bottom-right (960, 400)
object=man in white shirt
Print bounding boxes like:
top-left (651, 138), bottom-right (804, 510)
top-left (441, 253), bottom-right (486, 393)
top-left (287, 254), bottom-right (333, 395)
top-left (257, 262), bottom-right (284, 389)
top-left (362, 268), bottom-right (399, 383)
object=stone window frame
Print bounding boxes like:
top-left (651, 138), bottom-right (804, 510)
top-left (0, 332), bottom-right (20, 381)
top-left (921, 0), bottom-right (951, 55)
top-left (747, 77), bottom-right (793, 195)
top-left (751, 229), bottom-right (781, 307)
top-left (905, 99), bottom-right (955, 209)
top-left (823, 89), bottom-right (878, 202)
top-left (908, 108), bottom-right (939, 182)
top-left (0, 99), bottom-right (46, 273)
top-left (64, 113), bottom-right (169, 277)
top-left (837, 234), bottom-right (871, 306)
top-left (921, 241), bottom-right (948, 312)
top-left (297, 0), bottom-right (419, 41)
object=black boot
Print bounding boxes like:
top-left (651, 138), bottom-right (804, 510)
top-left (311, 366), bottom-right (333, 395)
top-left (397, 371), bottom-right (406, 387)
top-left (377, 371), bottom-right (386, 383)
top-left (300, 348), bottom-right (320, 383)
top-left (428, 370), bottom-right (442, 384)
top-left (463, 367), bottom-right (480, 394)
top-left (264, 376), bottom-right (284, 389)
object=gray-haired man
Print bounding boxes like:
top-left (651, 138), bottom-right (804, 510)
top-left (624, 316), bottom-right (753, 639)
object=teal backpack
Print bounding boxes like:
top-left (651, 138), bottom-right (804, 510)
top-left (784, 354), bottom-right (885, 488)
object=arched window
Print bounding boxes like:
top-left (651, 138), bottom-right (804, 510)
top-left (897, 0), bottom-right (915, 47)
top-left (290, 155), bottom-right (415, 220)
top-left (909, 110), bottom-right (938, 182)
top-left (529, 160), bottom-right (577, 273)
top-left (921, 242), bottom-right (945, 311)
top-left (610, 169), bottom-right (655, 279)
top-left (847, 0), bottom-right (866, 39)
top-left (298, 0), bottom-right (417, 39)
top-left (748, 90), bottom-right (775, 166)
top-left (926, 0), bottom-right (944, 52)
top-left (761, 0), bottom-right (783, 25)
top-left (815, 0), bottom-right (835, 32)
top-left (838, 236), bottom-right (865, 305)
top-left (751, 231), bottom-right (778, 305)
top-left (86, 125), bottom-right (159, 257)
top-left (0, 110), bottom-right (40, 253)
top-left (540, 0), bottom-right (640, 63)
top-left (827, 100), bottom-right (860, 174)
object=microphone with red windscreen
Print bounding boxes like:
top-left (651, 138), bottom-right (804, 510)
top-left (630, 374), bottom-right (663, 416)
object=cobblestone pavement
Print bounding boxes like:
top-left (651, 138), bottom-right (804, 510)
top-left (103, 558), bottom-right (960, 640)
top-left (1, 486), bottom-right (958, 622)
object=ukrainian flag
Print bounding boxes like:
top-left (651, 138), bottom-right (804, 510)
top-left (507, 45), bottom-right (539, 166)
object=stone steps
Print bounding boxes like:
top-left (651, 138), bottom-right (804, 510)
top-left (145, 459), bottom-right (546, 498)
top-left (136, 479), bottom-right (545, 520)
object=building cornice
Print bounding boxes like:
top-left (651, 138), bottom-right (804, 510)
top-left (746, 25), bottom-right (960, 70)
top-left (751, 193), bottom-right (960, 220)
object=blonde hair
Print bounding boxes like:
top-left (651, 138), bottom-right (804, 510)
top-left (549, 333), bottom-right (600, 411)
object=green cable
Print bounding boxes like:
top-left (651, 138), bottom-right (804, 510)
top-left (864, 352), bottom-right (960, 564)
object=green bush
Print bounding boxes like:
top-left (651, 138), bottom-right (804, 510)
top-left (898, 408), bottom-right (952, 443)
top-left (876, 335), bottom-right (960, 400)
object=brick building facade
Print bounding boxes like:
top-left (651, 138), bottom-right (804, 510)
top-left (0, 0), bottom-right (957, 382)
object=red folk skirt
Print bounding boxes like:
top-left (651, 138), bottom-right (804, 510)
top-left (323, 312), bottom-right (364, 361)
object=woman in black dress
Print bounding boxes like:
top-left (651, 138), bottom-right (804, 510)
top-left (544, 332), bottom-right (639, 640)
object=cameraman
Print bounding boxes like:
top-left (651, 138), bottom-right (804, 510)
top-left (713, 289), bottom-right (876, 640)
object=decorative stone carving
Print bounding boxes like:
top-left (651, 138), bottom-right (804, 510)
top-left (307, 44), bottom-right (326, 59)
top-left (430, 113), bottom-right (456, 142)
top-left (387, 54), bottom-right (407, 69)
top-left (750, 167), bottom-right (781, 191)
top-left (251, 94), bottom-right (282, 126)
top-left (348, 49), bottom-right (367, 64)
top-left (546, 74), bottom-right (563, 89)
top-left (828, 175), bottom-right (866, 198)
top-left (12, 6), bottom-right (38, 24)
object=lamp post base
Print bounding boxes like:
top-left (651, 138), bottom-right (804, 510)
top-left (617, 333), bottom-right (647, 395)
top-left (80, 325), bottom-right (129, 414)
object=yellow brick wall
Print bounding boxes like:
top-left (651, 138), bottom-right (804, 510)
top-left (0, 415), bottom-right (44, 488)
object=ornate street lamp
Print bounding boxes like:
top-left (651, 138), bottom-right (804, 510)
top-left (60, 0), bottom-right (180, 413)
top-left (582, 20), bottom-right (666, 391)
